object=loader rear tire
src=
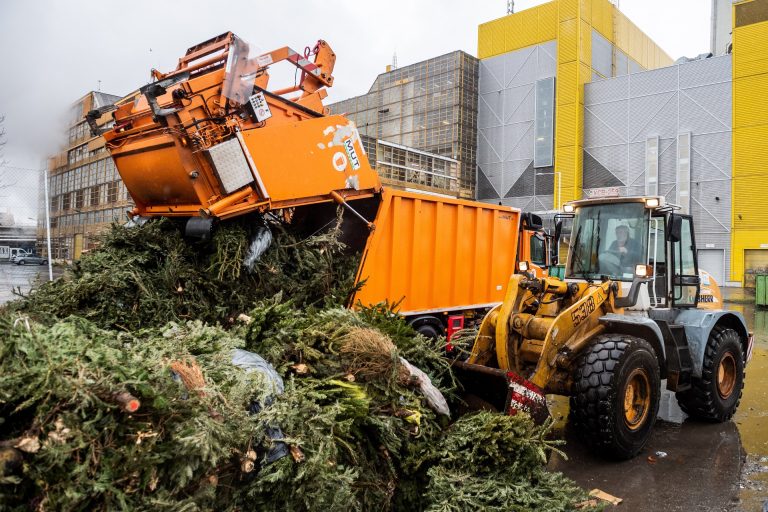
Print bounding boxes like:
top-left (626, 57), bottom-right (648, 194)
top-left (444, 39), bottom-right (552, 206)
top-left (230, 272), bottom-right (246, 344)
top-left (676, 326), bottom-right (744, 422)
top-left (570, 334), bottom-right (661, 460)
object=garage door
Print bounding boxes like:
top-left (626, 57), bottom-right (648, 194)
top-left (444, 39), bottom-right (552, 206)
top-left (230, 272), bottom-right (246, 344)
top-left (744, 249), bottom-right (768, 288)
top-left (698, 249), bottom-right (724, 285)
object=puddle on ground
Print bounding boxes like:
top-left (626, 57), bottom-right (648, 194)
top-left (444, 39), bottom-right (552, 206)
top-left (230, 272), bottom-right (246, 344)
top-left (728, 301), bottom-right (768, 511)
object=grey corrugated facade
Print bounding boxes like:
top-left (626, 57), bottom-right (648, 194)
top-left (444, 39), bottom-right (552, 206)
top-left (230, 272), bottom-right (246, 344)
top-left (328, 52), bottom-right (479, 198)
top-left (476, 41), bottom-right (558, 211)
top-left (583, 55), bottom-right (733, 283)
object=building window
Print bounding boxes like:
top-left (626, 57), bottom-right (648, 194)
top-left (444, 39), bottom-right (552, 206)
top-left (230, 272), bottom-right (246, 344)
top-left (75, 189), bottom-right (85, 209)
top-left (90, 186), bottom-right (100, 206)
top-left (107, 181), bottom-right (119, 203)
top-left (676, 133), bottom-right (691, 214)
top-left (534, 77), bottom-right (555, 168)
top-left (645, 136), bottom-right (659, 196)
top-left (62, 192), bottom-right (71, 211)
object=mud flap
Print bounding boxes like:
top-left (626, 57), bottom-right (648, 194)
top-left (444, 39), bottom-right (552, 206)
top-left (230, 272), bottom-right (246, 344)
top-left (452, 361), bottom-right (550, 424)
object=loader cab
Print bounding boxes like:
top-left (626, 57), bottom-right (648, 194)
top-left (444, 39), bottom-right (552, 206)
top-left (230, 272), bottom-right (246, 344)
top-left (561, 197), bottom-right (700, 309)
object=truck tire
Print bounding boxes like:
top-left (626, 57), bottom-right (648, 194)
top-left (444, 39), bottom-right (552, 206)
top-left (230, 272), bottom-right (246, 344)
top-left (570, 334), bottom-right (661, 460)
top-left (676, 326), bottom-right (744, 422)
top-left (415, 324), bottom-right (440, 340)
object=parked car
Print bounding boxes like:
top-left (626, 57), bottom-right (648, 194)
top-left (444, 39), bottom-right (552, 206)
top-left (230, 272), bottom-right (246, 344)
top-left (14, 254), bottom-right (48, 265)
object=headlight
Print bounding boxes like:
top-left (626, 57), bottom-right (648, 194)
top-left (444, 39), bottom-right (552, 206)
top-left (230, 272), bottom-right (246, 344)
top-left (645, 198), bottom-right (660, 208)
top-left (563, 204), bottom-right (574, 213)
top-left (635, 264), bottom-right (653, 277)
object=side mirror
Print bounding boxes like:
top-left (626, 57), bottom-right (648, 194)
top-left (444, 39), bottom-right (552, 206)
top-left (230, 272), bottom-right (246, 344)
top-left (668, 215), bottom-right (682, 243)
top-left (522, 212), bottom-right (543, 230)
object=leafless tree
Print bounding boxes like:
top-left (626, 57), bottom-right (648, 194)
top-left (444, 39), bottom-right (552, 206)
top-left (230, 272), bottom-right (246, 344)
top-left (0, 115), bottom-right (12, 189)
top-left (0, 114), bottom-right (6, 165)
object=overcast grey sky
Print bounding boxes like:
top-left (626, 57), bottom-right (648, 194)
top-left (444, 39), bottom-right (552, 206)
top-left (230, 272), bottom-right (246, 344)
top-left (0, 0), bottom-right (712, 223)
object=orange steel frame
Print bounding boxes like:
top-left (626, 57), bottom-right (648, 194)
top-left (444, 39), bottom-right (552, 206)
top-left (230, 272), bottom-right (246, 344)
top-left (101, 32), bottom-right (381, 221)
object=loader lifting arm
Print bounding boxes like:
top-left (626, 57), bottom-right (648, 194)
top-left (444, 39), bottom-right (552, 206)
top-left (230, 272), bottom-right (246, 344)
top-left (458, 273), bottom-right (625, 422)
top-left (467, 274), bottom-right (621, 391)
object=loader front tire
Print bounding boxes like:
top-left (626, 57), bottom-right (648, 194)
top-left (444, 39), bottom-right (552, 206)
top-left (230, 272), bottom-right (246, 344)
top-left (570, 334), bottom-right (661, 460)
top-left (676, 326), bottom-right (744, 422)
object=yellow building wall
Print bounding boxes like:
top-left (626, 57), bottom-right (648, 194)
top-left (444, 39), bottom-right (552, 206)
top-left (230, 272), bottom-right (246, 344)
top-left (478, 0), bottom-right (672, 208)
top-left (478, 1), bottom-right (558, 59)
top-left (731, 0), bottom-right (768, 283)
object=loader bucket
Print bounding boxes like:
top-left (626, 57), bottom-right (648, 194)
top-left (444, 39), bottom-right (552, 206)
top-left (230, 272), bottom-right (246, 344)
top-left (452, 361), bottom-right (550, 424)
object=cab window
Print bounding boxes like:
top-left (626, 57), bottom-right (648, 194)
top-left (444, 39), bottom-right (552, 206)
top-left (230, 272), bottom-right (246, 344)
top-left (530, 234), bottom-right (547, 266)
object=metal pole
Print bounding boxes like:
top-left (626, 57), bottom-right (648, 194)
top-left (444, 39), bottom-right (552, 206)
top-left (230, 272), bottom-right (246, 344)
top-left (43, 166), bottom-right (53, 281)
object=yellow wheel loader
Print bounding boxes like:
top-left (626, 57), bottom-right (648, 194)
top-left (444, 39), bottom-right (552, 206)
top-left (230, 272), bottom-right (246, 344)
top-left (454, 196), bottom-right (753, 459)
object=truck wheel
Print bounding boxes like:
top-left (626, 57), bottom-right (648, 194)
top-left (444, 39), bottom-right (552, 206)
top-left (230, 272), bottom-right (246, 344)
top-left (18, 260), bottom-right (25, 265)
top-left (570, 334), bottom-right (661, 459)
top-left (676, 326), bottom-right (744, 422)
top-left (415, 324), bottom-right (440, 339)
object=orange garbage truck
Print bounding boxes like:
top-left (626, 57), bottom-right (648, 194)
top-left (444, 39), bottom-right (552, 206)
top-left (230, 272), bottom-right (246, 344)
top-left (88, 32), bottom-right (524, 337)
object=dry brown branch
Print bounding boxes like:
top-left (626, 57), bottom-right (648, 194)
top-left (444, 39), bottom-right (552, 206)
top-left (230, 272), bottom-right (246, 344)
top-left (169, 358), bottom-right (207, 396)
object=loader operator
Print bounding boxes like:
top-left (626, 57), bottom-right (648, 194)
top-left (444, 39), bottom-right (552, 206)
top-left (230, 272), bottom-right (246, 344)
top-left (607, 224), bottom-right (641, 271)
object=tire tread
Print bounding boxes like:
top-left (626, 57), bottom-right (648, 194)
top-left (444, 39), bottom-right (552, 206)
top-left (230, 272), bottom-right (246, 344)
top-left (676, 326), bottom-right (744, 422)
top-left (570, 334), bottom-right (660, 459)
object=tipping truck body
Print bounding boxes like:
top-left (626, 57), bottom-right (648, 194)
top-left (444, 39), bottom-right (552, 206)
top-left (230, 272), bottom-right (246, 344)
top-left (92, 31), bottom-right (524, 338)
top-left (89, 32), bottom-right (382, 227)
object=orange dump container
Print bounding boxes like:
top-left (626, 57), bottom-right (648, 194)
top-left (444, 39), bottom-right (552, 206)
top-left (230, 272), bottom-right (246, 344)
top-left (350, 188), bottom-right (520, 316)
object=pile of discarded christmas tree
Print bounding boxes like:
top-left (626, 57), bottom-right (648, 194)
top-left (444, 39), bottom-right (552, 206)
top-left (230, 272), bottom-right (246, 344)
top-left (1, 217), bottom-right (598, 511)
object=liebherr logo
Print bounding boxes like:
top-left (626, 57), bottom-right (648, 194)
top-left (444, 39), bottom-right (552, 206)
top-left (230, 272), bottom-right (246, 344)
top-left (343, 138), bottom-right (361, 170)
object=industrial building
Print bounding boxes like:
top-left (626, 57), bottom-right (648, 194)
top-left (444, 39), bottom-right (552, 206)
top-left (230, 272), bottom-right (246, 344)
top-left (39, 91), bottom-right (132, 260)
top-left (475, 0), bottom-right (768, 286)
top-left (476, 0), bottom-right (672, 211)
top-left (328, 51), bottom-right (479, 198)
top-left (583, 55), bottom-right (733, 284)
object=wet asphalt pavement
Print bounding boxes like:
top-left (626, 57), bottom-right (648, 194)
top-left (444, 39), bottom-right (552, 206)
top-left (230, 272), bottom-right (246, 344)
top-left (0, 261), bottom-right (62, 305)
top-left (548, 288), bottom-right (768, 511)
